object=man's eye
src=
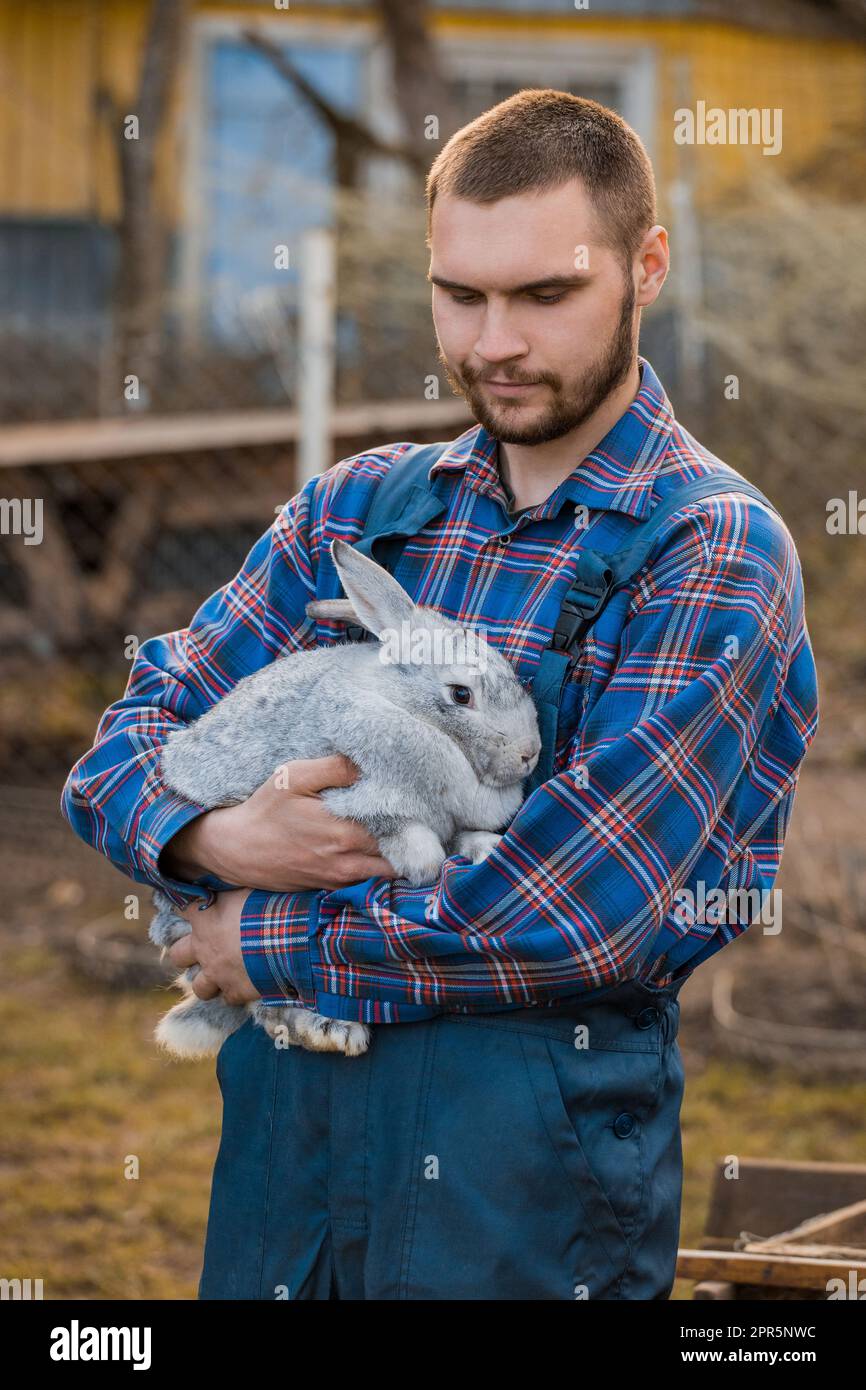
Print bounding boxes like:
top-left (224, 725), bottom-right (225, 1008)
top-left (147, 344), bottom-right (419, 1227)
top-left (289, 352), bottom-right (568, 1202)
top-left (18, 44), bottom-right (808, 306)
top-left (449, 685), bottom-right (473, 706)
top-left (448, 292), bottom-right (564, 305)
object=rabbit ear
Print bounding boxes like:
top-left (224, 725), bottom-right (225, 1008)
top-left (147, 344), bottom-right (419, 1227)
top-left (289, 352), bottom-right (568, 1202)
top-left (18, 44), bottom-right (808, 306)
top-left (330, 538), bottom-right (416, 638)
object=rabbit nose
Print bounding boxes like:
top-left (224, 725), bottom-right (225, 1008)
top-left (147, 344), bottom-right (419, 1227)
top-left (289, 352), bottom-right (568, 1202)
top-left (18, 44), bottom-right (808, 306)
top-left (519, 737), bottom-right (541, 767)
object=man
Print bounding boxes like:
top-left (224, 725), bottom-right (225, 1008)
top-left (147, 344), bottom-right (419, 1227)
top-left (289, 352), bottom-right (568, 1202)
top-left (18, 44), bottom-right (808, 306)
top-left (62, 90), bottom-right (818, 1300)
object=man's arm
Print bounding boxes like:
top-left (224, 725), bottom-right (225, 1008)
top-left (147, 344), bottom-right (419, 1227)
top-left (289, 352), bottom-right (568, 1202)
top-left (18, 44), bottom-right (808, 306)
top-left (237, 498), bottom-right (819, 1021)
top-left (60, 475), bottom-right (389, 907)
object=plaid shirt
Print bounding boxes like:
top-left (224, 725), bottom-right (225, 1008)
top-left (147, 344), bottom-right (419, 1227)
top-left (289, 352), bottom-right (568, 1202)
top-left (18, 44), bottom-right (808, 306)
top-left (61, 357), bottom-right (819, 1023)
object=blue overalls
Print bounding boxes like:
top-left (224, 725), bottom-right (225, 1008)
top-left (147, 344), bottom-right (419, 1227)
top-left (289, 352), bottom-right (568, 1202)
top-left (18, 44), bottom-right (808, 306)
top-left (198, 444), bottom-right (773, 1301)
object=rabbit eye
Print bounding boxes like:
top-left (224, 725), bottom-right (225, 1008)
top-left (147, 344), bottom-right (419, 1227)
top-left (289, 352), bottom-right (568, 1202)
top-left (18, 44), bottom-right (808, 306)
top-left (449, 684), bottom-right (474, 707)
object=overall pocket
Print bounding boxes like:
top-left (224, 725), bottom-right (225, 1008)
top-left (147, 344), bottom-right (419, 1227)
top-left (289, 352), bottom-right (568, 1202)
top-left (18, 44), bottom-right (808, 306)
top-left (519, 1028), bottom-right (663, 1247)
top-left (399, 1019), bottom-right (633, 1300)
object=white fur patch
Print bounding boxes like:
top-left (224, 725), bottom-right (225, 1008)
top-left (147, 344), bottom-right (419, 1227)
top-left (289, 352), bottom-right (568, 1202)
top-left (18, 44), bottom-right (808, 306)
top-left (154, 1003), bottom-right (228, 1059)
top-left (293, 1012), bottom-right (371, 1057)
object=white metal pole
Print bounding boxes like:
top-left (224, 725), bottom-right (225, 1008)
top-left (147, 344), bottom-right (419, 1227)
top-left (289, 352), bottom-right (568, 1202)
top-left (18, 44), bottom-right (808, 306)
top-left (297, 226), bottom-right (336, 486)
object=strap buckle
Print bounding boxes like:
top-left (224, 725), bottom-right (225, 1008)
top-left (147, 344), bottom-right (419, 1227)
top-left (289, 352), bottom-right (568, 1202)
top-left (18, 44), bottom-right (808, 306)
top-left (551, 570), bottom-right (614, 656)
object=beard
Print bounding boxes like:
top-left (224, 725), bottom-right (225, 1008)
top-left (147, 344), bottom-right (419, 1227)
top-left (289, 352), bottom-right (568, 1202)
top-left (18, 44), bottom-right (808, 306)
top-left (438, 276), bottom-right (636, 446)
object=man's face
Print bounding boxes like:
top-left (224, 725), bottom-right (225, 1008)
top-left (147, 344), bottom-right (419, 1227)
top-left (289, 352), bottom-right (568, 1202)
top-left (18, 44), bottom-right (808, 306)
top-left (429, 179), bottom-right (637, 445)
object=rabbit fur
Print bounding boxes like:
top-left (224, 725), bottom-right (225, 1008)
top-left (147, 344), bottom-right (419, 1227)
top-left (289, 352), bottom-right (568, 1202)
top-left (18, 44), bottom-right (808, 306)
top-left (149, 536), bottom-right (541, 1061)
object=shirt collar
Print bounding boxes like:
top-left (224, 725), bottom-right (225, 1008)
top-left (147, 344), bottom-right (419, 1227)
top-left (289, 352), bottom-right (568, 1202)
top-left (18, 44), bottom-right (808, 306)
top-left (428, 355), bottom-right (675, 522)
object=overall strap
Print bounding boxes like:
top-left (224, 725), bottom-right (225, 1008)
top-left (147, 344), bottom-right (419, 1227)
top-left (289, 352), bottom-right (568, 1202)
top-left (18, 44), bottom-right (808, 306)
top-left (552, 475), bottom-right (776, 658)
top-left (525, 474), bottom-right (777, 796)
top-left (344, 440), bottom-right (451, 640)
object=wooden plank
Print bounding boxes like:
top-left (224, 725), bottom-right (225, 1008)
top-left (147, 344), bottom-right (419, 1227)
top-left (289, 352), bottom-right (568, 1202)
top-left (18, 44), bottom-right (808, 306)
top-left (693, 1281), bottom-right (736, 1300)
top-left (677, 1248), bottom-right (866, 1291)
top-left (0, 401), bottom-right (473, 467)
top-left (744, 1198), bottom-right (866, 1253)
top-left (743, 1241), bottom-right (866, 1261)
top-left (704, 1158), bottom-right (866, 1245)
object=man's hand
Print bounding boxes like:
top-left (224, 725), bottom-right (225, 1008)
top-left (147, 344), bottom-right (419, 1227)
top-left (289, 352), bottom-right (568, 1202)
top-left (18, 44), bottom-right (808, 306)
top-left (160, 753), bottom-right (398, 892)
top-left (169, 889), bottom-right (260, 1004)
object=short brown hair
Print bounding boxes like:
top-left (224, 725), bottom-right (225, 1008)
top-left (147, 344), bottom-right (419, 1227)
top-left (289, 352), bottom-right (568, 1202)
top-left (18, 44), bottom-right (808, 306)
top-left (426, 88), bottom-right (656, 265)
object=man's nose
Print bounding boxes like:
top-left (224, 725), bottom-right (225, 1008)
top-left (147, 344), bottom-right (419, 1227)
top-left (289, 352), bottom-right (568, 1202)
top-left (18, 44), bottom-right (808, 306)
top-left (474, 308), bottom-right (529, 364)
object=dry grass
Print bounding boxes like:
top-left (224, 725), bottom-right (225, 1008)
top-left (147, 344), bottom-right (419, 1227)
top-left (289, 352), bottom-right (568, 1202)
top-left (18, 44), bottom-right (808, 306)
top-left (0, 930), bottom-right (218, 1299)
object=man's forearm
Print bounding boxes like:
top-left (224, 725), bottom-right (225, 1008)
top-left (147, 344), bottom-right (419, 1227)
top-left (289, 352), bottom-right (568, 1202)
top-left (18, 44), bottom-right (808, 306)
top-left (160, 809), bottom-right (233, 884)
top-left (157, 759), bottom-right (397, 897)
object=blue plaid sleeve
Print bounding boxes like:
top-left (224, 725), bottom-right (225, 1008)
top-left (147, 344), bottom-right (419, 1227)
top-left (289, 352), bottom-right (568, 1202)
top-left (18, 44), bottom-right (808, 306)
top-left (239, 498), bottom-right (818, 1021)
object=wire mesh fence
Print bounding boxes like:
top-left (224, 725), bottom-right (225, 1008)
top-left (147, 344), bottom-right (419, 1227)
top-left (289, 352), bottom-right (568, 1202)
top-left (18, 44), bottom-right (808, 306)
top-left (3, 166), bottom-right (865, 805)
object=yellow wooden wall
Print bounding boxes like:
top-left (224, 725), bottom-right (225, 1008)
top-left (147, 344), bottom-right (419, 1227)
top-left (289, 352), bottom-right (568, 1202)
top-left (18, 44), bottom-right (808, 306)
top-left (0, 0), bottom-right (863, 220)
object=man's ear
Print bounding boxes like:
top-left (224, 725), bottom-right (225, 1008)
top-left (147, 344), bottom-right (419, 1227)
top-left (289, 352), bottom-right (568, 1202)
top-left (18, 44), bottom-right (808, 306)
top-left (635, 224), bottom-right (669, 308)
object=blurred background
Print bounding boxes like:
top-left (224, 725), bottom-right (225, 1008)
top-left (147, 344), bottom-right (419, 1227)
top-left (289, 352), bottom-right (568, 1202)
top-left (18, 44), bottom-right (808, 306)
top-left (2, 0), bottom-right (865, 1300)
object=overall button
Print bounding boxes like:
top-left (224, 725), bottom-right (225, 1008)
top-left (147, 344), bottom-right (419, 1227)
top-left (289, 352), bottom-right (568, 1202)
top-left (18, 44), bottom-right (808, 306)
top-left (613, 1112), bottom-right (636, 1139)
top-left (635, 1006), bottom-right (660, 1030)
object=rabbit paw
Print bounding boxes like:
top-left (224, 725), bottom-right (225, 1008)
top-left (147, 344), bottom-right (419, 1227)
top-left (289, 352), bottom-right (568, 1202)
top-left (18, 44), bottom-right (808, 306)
top-left (261, 1007), bottom-right (370, 1057)
top-left (379, 822), bottom-right (447, 886)
top-left (454, 830), bottom-right (503, 864)
top-left (149, 888), bottom-right (191, 950)
top-left (294, 1012), bottom-right (371, 1057)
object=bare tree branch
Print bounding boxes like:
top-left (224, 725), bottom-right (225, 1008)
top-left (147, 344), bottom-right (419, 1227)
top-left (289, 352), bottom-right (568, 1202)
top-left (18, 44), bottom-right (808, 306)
top-left (375, 0), bottom-right (455, 164)
top-left (100, 0), bottom-right (189, 412)
top-left (242, 27), bottom-right (427, 185)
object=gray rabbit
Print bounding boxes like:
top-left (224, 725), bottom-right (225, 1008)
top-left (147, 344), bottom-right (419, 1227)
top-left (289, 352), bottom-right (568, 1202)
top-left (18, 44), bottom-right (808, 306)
top-left (149, 537), bottom-right (541, 1060)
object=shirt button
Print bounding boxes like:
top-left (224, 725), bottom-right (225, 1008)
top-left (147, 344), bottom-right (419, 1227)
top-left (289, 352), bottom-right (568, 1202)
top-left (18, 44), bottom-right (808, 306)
top-left (497, 533), bottom-right (511, 545)
top-left (613, 1112), bottom-right (636, 1139)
